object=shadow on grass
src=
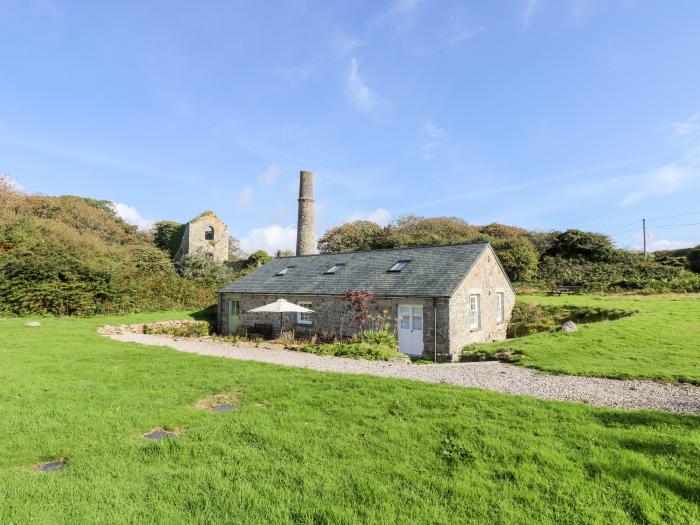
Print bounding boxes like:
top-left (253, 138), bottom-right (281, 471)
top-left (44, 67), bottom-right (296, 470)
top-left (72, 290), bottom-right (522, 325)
top-left (593, 411), bottom-right (700, 429)
top-left (191, 305), bottom-right (218, 324)
top-left (624, 466), bottom-right (699, 503)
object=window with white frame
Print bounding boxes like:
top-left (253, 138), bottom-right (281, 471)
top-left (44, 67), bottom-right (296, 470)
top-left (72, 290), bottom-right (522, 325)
top-left (297, 301), bottom-right (313, 325)
top-left (496, 293), bottom-right (504, 323)
top-left (469, 294), bottom-right (480, 330)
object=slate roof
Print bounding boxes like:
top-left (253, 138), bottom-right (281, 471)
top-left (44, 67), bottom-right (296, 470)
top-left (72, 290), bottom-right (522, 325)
top-left (220, 243), bottom-right (493, 298)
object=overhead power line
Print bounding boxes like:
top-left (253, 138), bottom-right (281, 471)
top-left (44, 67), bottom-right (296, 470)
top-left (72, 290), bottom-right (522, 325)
top-left (606, 220), bottom-right (642, 234)
top-left (646, 211), bottom-right (700, 222)
top-left (649, 222), bottom-right (700, 229)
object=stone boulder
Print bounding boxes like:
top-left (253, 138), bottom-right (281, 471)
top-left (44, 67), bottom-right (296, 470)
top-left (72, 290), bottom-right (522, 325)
top-left (561, 320), bottom-right (579, 333)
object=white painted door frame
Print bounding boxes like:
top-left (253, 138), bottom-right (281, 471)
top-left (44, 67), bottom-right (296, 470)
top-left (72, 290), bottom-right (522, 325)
top-left (398, 304), bottom-right (424, 357)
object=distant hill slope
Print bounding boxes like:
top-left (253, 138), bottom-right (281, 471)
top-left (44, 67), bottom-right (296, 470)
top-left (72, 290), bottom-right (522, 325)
top-left (0, 183), bottom-right (211, 316)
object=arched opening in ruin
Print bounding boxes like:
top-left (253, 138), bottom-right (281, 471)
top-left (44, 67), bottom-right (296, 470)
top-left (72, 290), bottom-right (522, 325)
top-left (205, 226), bottom-right (215, 241)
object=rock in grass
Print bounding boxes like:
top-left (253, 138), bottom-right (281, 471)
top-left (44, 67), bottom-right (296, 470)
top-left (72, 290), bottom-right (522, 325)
top-left (561, 320), bottom-right (579, 333)
top-left (25, 321), bottom-right (42, 327)
top-left (34, 459), bottom-right (66, 472)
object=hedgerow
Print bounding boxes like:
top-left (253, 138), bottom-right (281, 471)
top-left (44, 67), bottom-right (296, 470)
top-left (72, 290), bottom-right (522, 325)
top-left (0, 186), bottom-right (216, 316)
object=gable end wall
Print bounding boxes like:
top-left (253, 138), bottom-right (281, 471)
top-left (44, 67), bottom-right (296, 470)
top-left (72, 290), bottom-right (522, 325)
top-left (177, 215), bottom-right (229, 261)
top-left (447, 246), bottom-right (516, 360)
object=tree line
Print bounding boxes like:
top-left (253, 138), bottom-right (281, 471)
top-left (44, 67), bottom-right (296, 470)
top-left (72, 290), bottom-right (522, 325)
top-left (317, 215), bottom-right (700, 292)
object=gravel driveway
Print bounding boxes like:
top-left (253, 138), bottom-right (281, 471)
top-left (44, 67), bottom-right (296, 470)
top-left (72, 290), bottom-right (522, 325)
top-left (107, 333), bottom-right (700, 415)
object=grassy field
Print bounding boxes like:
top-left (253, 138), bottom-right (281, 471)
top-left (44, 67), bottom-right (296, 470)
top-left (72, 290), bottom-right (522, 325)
top-left (476, 294), bottom-right (700, 384)
top-left (0, 311), bottom-right (699, 523)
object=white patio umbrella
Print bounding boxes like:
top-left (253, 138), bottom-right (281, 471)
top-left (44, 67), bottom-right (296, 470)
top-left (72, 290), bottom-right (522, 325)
top-left (247, 299), bottom-right (315, 338)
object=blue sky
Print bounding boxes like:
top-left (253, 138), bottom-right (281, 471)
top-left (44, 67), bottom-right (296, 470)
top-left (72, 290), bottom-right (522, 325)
top-left (1, 0), bottom-right (699, 254)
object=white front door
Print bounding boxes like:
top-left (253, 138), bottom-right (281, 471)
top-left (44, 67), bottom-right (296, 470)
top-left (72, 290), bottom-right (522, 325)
top-left (398, 305), bottom-right (424, 357)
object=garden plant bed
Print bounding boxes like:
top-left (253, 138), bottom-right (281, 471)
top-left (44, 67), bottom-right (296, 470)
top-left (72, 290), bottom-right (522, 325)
top-left (101, 322), bottom-right (406, 361)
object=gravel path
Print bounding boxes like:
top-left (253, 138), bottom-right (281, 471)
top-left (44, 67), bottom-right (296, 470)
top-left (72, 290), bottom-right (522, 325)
top-left (107, 333), bottom-right (700, 415)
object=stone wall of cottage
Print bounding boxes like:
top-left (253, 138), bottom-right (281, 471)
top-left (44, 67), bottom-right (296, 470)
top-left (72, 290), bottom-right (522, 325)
top-left (218, 293), bottom-right (451, 359)
top-left (448, 246), bottom-right (516, 360)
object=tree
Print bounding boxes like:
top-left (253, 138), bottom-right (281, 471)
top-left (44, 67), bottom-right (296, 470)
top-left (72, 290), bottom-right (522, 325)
top-left (376, 216), bottom-right (487, 248)
top-left (176, 249), bottom-right (237, 288)
top-left (153, 221), bottom-right (186, 259)
top-left (244, 250), bottom-right (273, 269)
top-left (492, 237), bottom-right (539, 282)
top-left (527, 230), bottom-right (558, 256)
top-left (478, 222), bottom-right (528, 239)
top-left (688, 246), bottom-right (700, 273)
top-left (318, 220), bottom-right (382, 253)
top-left (228, 235), bottom-right (247, 261)
top-left (544, 229), bottom-right (615, 262)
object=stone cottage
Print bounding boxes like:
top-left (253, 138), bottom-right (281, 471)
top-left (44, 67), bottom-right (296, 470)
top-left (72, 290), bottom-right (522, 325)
top-left (176, 211), bottom-right (229, 262)
top-left (218, 243), bottom-right (515, 361)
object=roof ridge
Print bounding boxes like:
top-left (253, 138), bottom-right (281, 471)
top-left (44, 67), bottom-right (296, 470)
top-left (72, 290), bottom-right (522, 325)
top-left (278, 242), bottom-right (492, 259)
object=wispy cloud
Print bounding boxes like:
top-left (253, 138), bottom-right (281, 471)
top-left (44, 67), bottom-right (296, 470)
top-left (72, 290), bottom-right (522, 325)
top-left (372, 0), bottom-right (424, 33)
top-left (331, 31), bottom-right (365, 57)
top-left (396, 154), bottom-right (663, 214)
top-left (630, 233), bottom-right (696, 252)
top-left (445, 9), bottom-right (485, 48)
top-left (522, 0), bottom-right (542, 28)
top-left (423, 121), bottom-right (444, 139)
top-left (111, 202), bottom-right (154, 230)
top-left (345, 58), bottom-right (377, 113)
top-left (278, 65), bottom-right (316, 84)
top-left (236, 186), bottom-right (255, 210)
top-left (447, 24), bottom-right (484, 47)
top-left (672, 111), bottom-right (700, 136)
top-left (0, 0), bottom-right (60, 17)
top-left (571, 0), bottom-right (594, 23)
top-left (210, 121), bottom-right (305, 163)
top-left (0, 129), bottom-right (196, 185)
top-left (257, 165), bottom-right (281, 187)
top-left (240, 224), bottom-right (297, 254)
top-left (349, 207), bottom-right (392, 226)
top-left (619, 164), bottom-right (696, 207)
top-left (421, 120), bottom-right (444, 160)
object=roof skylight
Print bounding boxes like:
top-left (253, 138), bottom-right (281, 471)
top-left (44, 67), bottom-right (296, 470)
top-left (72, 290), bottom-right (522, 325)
top-left (276, 266), bottom-right (295, 276)
top-left (324, 264), bottom-right (345, 274)
top-left (387, 260), bottom-right (410, 272)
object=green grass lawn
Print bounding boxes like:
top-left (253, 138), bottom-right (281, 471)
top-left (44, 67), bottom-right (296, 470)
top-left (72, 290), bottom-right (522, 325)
top-left (1, 311), bottom-right (699, 524)
top-left (479, 294), bottom-right (700, 384)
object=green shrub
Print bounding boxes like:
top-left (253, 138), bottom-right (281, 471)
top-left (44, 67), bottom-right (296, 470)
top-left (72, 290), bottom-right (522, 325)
top-left (143, 321), bottom-right (212, 337)
top-left (176, 249), bottom-right (239, 289)
top-left (359, 329), bottom-right (398, 350)
top-left (153, 221), bottom-right (186, 258)
top-left (492, 236), bottom-right (539, 282)
top-left (544, 230), bottom-right (615, 261)
top-left (536, 256), bottom-right (700, 293)
top-left (505, 301), bottom-right (635, 339)
top-left (688, 246), bottom-right (700, 273)
top-left (0, 189), bottom-right (216, 316)
top-left (318, 220), bottom-right (383, 254)
top-left (298, 341), bottom-right (402, 361)
top-left (244, 250), bottom-right (273, 269)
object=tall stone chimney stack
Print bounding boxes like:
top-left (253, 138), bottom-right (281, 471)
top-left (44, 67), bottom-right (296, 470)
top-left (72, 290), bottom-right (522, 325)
top-left (296, 170), bottom-right (316, 256)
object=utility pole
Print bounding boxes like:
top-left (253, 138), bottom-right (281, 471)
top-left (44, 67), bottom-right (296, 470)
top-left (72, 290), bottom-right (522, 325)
top-left (643, 218), bottom-right (647, 260)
